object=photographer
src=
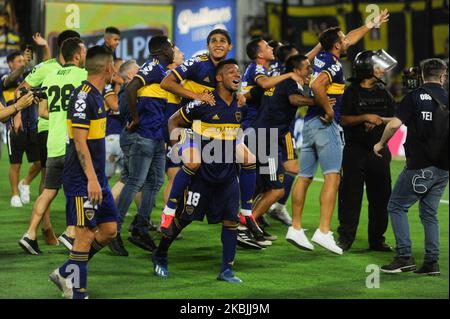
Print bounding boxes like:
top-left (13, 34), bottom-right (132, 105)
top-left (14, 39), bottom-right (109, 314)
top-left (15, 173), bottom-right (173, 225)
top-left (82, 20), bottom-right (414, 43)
top-left (374, 58), bottom-right (449, 275)
top-left (1, 50), bottom-right (41, 208)
top-left (0, 90), bottom-right (34, 122)
top-left (337, 50), bottom-right (397, 252)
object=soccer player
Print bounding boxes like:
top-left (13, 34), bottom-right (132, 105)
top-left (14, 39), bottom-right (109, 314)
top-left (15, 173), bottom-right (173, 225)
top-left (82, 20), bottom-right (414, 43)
top-left (152, 59), bottom-right (251, 283)
top-left (19, 29), bottom-right (81, 248)
top-left (109, 36), bottom-right (175, 256)
top-left (159, 29), bottom-right (235, 233)
top-left (49, 46), bottom-right (117, 299)
top-left (290, 9), bottom-right (390, 254)
top-left (19, 37), bottom-right (87, 255)
top-left (103, 26), bottom-right (121, 59)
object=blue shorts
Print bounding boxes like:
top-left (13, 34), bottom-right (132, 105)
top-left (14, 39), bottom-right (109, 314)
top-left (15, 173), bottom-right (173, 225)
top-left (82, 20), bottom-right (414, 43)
top-left (66, 190), bottom-right (118, 229)
top-left (176, 175), bottom-right (240, 224)
top-left (299, 116), bottom-right (344, 177)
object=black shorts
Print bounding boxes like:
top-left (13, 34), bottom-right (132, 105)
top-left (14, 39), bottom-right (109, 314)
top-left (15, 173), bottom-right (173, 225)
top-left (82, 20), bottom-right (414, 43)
top-left (176, 175), bottom-right (240, 224)
top-left (165, 144), bottom-right (182, 172)
top-left (37, 130), bottom-right (48, 168)
top-left (44, 156), bottom-right (65, 189)
top-left (255, 131), bottom-right (285, 193)
top-left (6, 128), bottom-right (40, 164)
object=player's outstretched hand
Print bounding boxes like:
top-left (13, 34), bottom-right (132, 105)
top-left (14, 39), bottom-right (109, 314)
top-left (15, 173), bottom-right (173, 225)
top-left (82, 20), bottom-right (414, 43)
top-left (32, 33), bottom-right (48, 47)
top-left (88, 178), bottom-right (103, 206)
top-left (373, 142), bottom-right (384, 158)
top-left (197, 92), bottom-right (216, 106)
top-left (367, 8), bottom-right (390, 29)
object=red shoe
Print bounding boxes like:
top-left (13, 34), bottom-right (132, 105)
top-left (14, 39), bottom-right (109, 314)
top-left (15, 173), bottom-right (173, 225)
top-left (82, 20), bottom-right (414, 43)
top-left (160, 212), bottom-right (174, 237)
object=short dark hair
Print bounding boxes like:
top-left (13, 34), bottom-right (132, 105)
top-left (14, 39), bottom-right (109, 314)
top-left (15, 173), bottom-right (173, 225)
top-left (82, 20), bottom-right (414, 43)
top-left (421, 58), bottom-right (448, 82)
top-left (105, 27), bottom-right (121, 36)
top-left (7, 51), bottom-right (22, 63)
top-left (207, 29), bottom-right (232, 45)
top-left (61, 37), bottom-right (83, 63)
top-left (246, 38), bottom-right (263, 60)
top-left (85, 45), bottom-right (113, 75)
top-left (57, 30), bottom-right (81, 48)
top-left (216, 58), bottom-right (239, 76)
top-left (268, 40), bottom-right (282, 54)
top-left (319, 26), bottom-right (342, 52)
top-left (285, 54), bottom-right (308, 73)
top-left (277, 44), bottom-right (298, 64)
top-left (148, 35), bottom-right (173, 55)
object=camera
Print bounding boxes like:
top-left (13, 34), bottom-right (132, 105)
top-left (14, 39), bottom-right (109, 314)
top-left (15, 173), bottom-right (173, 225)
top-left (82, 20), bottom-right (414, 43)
top-left (19, 87), bottom-right (48, 100)
top-left (402, 66), bottom-right (423, 91)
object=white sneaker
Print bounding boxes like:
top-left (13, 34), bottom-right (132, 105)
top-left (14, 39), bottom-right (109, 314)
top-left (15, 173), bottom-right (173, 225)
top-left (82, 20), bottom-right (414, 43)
top-left (286, 227), bottom-right (314, 251)
top-left (18, 180), bottom-right (30, 204)
top-left (269, 205), bottom-right (292, 226)
top-left (48, 269), bottom-right (73, 299)
top-left (10, 195), bottom-right (23, 207)
top-left (311, 229), bottom-right (343, 255)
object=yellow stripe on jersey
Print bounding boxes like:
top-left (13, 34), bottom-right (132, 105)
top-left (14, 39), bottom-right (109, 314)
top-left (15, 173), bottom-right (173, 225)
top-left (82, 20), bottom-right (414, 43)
top-left (167, 92), bottom-right (181, 105)
top-left (243, 85), bottom-right (255, 93)
top-left (180, 108), bottom-right (192, 124)
top-left (76, 197), bottom-right (81, 226)
top-left (192, 121), bottom-right (241, 140)
top-left (2, 88), bottom-right (15, 103)
top-left (103, 92), bottom-right (115, 99)
top-left (173, 69), bottom-right (184, 82)
top-left (137, 83), bottom-right (167, 99)
top-left (255, 74), bottom-right (267, 82)
top-left (322, 70), bottom-right (333, 84)
top-left (81, 84), bottom-right (92, 94)
top-left (326, 83), bottom-right (345, 95)
top-left (285, 132), bottom-right (294, 160)
top-left (182, 80), bottom-right (214, 95)
top-left (67, 118), bottom-right (106, 140)
top-left (135, 75), bottom-right (146, 86)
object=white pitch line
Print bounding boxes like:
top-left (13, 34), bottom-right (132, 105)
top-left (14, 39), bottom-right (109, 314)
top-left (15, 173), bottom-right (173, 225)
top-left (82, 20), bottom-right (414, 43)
top-left (311, 177), bottom-right (449, 205)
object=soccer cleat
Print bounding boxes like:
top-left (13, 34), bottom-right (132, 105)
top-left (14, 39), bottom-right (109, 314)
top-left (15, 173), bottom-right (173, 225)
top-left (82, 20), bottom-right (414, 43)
top-left (152, 253), bottom-right (169, 277)
top-left (414, 262), bottom-right (440, 276)
top-left (42, 228), bottom-right (59, 246)
top-left (128, 231), bottom-right (157, 252)
top-left (217, 269), bottom-right (243, 283)
top-left (49, 269), bottom-right (73, 299)
top-left (311, 229), bottom-right (343, 255)
top-left (160, 212), bottom-right (175, 237)
top-left (19, 234), bottom-right (42, 255)
top-left (18, 180), bottom-right (30, 204)
top-left (286, 227), bottom-right (314, 251)
top-left (257, 215), bottom-right (270, 228)
top-left (108, 233), bottom-right (129, 256)
top-left (58, 233), bottom-right (74, 251)
top-left (10, 195), bottom-right (23, 208)
top-left (381, 257), bottom-right (416, 274)
top-left (244, 217), bottom-right (271, 247)
top-left (236, 226), bottom-right (263, 250)
top-left (268, 206), bottom-right (292, 226)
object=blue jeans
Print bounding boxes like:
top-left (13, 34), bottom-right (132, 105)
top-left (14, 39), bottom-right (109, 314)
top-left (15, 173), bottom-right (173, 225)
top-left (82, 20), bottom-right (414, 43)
top-left (117, 134), bottom-right (165, 233)
top-left (388, 166), bottom-right (449, 263)
top-left (119, 128), bottom-right (136, 183)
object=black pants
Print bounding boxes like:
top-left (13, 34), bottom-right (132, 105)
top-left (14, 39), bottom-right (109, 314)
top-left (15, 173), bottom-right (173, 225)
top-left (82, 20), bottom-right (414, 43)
top-left (337, 142), bottom-right (391, 247)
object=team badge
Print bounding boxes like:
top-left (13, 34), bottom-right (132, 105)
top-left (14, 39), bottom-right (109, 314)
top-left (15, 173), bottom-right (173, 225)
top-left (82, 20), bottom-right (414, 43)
top-left (85, 209), bottom-right (95, 221)
top-left (185, 206), bottom-right (195, 215)
top-left (279, 174), bottom-right (285, 184)
top-left (235, 111), bottom-right (242, 122)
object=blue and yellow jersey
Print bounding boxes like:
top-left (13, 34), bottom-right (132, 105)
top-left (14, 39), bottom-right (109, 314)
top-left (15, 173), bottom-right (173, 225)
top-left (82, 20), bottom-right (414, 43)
top-left (269, 60), bottom-right (283, 76)
top-left (134, 56), bottom-right (169, 140)
top-left (103, 84), bottom-right (123, 136)
top-left (179, 91), bottom-right (242, 184)
top-left (305, 51), bottom-right (345, 123)
top-left (171, 54), bottom-right (216, 104)
top-left (63, 81), bottom-right (108, 197)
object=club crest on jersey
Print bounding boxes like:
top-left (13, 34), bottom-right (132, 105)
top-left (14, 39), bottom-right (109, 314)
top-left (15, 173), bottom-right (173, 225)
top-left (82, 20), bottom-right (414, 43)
top-left (279, 174), bottom-right (284, 184)
top-left (84, 209), bottom-right (95, 221)
top-left (235, 111), bottom-right (242, 122)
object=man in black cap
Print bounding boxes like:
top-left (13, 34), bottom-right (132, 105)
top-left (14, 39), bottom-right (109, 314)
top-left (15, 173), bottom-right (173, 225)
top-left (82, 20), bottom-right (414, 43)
top-left (337, 50), bottom-right (397, 252)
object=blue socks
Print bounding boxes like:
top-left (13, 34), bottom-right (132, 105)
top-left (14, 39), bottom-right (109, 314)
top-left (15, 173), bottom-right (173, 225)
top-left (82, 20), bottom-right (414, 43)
top-left (221, 223), bottom-right (238, 273)
top-left (278, 171), bottom-right (296, 205)
top-left (58, 250), bottom-right (88, 299)
top-left (166, 165), bottom-right (197, 210)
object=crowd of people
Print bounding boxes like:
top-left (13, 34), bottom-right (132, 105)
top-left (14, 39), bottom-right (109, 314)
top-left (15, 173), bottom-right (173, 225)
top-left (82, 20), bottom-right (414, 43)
top-left (0, 6), bottom-right (448, 299)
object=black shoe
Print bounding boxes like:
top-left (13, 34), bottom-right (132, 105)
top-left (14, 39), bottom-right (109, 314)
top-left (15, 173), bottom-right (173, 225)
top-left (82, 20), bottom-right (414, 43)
top-left (108, 233), bottom-right (129, 256)
top-left (58, 233), bottom-right (74, 251)
top-left (369, 242), bottom-right (392, 252)
top-left (337, 240), bottom-right (352, 251)
top-left (148, 220), bottom-right (158, 232)
top-left (244, 217), bottom-right (271, 247)
top-left (19, 234), bottom-right (42, 255)
top-left (236, 227), bottom-right (263, 250)
top-left (414, 262), bottom-right (440, 276)
top-left (128, 231), bottom-right (157, 252)
top-left (381, 256), bottom-right (416, 273)
top-left (262, 228), bottom-right (277, 241)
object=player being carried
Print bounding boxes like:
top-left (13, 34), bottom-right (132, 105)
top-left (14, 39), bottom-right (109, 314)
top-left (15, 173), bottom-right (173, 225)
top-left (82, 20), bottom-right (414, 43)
top-left (152, 59), bottom-right (253, 283)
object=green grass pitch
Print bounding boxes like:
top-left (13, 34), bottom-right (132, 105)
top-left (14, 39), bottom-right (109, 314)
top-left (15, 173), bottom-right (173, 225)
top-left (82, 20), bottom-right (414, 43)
top-left (0, 154), bottom-right (448, 299)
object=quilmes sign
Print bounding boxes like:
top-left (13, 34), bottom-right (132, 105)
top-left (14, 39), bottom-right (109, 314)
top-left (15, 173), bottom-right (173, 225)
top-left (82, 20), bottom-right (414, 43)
top-left (174, 0), bottom-right (236, 59)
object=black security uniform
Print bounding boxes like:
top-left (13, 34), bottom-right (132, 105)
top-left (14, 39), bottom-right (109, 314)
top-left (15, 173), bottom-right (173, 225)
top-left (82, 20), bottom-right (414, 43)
top-left (338, 82), bottom-right (396, 248)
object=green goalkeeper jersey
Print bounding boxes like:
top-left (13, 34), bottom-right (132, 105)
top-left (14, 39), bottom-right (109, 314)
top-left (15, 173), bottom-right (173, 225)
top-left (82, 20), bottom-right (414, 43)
top-left (42, 64), bottom-right (87, 157)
